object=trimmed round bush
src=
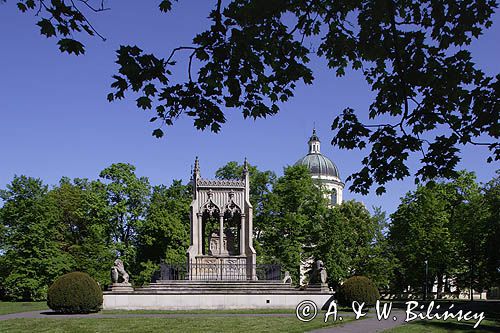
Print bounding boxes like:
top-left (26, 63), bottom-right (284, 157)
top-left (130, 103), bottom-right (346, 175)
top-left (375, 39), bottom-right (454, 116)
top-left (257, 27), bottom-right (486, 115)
top-left (337, 276), bottom-right (380, 306)
top-left (47, 272), bottom-right (102, 313)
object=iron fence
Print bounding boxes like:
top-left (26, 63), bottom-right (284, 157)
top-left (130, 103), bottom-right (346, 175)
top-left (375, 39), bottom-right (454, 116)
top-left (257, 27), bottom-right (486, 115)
top-left (159, 262), bottom-right (281, 281)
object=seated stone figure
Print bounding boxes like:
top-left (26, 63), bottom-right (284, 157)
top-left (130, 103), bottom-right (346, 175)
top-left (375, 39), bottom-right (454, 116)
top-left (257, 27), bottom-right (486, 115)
top-left (111, 259), bottom-right (130, 284)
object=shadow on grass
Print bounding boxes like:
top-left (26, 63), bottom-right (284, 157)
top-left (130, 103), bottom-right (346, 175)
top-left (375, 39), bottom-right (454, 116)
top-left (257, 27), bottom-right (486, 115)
top-left (40, 311), bottom-right (95, 316)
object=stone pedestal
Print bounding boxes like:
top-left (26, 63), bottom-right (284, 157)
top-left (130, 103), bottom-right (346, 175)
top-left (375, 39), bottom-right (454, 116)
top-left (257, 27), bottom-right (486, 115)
top-left (109, 283), bottom-right (134, 292)
top-left (307, 283), bottom-right (330, 293)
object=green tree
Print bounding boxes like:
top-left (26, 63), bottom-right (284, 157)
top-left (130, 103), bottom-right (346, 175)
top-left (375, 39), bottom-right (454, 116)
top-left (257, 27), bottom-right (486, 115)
top-left (12, 1), bottom-right (498, 194)
top-left (313, 201), bottom-right (395, 288)
top-left (0, 176), bottom-right (73, 300)
top-left (47, 178), bottom-right (114, 286)
top-left (99, 163), bottom-right (151, 269)
top-left (481, 172), bottom-right (500, 289)
top-left (135, 180), bottom-right (191, 285)
top-left (389, 182), bottom-right (458, 296)
top-left (259, 165), bottom-right (327, 282)
top-left (388, 171), bottom-right (498, 298)
top-left (441, 172), bottom-right (490, 298)
top-left (313, 206), bottom-right (352, 286)
top-left (348, 206), bottom-right (396, 289)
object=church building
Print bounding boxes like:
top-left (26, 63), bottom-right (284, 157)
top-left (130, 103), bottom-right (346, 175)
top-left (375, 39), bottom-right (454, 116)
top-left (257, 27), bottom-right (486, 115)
top-left (295, 129), bottom-right (344, 205)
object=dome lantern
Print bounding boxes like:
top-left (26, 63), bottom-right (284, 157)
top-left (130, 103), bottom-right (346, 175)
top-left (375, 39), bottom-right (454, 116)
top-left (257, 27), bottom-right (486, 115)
top-left (308, 129), bottom-right (321, 154)
top-left (295, 129), bottom-right (340, 179)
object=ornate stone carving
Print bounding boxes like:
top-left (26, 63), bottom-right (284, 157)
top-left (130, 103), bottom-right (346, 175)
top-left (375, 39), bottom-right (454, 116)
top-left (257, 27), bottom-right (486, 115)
top-left (209, 232), bottom-right (228, 255)
top-left (224, 200), bottom-right (241, 218)
top-left (202, 200), bottom-right (220, 217)
top-left (197, 178), bottom-right (245, 188)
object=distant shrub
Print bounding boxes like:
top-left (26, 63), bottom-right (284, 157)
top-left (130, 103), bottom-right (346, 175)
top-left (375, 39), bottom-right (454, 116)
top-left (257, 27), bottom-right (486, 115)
top-left (47, 272), bottom-right (102, 313)
top-left (337, 276), bottom-right (380, 306)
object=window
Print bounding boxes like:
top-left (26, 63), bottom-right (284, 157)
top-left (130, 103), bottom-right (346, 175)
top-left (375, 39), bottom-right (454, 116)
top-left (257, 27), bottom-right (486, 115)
top-left (331, 189), bottom-right (337, 205)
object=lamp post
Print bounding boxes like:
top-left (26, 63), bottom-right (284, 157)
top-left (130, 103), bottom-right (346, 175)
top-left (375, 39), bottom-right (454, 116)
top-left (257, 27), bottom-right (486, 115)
top-left (424, 260), bottom-right (428, 301)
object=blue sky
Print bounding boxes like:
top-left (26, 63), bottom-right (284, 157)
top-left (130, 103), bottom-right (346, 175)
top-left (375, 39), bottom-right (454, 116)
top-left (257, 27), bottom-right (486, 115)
top-left (0, 1), bottom-right (498, 214)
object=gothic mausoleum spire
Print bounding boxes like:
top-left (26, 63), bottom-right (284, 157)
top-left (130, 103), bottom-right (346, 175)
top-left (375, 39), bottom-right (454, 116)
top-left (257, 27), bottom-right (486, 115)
top-left (243, 157), bottom-right (249, 175)
top-left (193, 156), bottom-right (200, 179)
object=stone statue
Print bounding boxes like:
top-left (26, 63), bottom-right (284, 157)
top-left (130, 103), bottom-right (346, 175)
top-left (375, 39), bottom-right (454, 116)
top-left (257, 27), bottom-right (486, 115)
top-left (309, 260), bottom-right (327, 285)
top-left (111, 259), bottom-right (130, 284)
top-left (319, 262), bottom-right (328, 284)
top-left (283, 271), bottom-right (292, 284)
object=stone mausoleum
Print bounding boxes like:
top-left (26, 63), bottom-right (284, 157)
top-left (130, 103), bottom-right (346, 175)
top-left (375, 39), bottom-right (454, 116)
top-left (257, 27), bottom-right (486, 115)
top-left (103, 157), bottom-right (333, 310)
top-left (186, 157), bottom-right (257, 281)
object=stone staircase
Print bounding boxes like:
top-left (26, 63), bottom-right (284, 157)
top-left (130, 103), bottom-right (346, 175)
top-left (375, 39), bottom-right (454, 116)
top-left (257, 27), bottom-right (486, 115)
top-left (133, 280), bottom-right (324, 294)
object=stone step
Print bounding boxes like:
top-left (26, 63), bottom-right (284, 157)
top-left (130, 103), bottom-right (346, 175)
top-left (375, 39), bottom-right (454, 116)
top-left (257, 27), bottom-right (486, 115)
top-left (153, 280), bottom-right (285, 284)
top-left (145, 287), bottom-right (296, 292)
top-left (149, 282), bottom-right (290, 289)
top-left (131, 288), bottom-right (325, 295)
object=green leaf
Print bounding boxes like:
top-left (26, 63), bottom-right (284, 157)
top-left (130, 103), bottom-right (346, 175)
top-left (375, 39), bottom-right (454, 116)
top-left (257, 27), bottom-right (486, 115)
top-left (25, 0), bottom-right (35, 9)
top-left (17, 2), bottom-right (27, 12)
top-left (37, 19), bottom-right (56, 38)
top-left (136, 96), bottom-right (152, 110)
top-left (152, 129), bottom-right (164, 138)
top-left (159, 0), bottom-right (174, 12)
top-left (57, 39), bottom-right (85, 55)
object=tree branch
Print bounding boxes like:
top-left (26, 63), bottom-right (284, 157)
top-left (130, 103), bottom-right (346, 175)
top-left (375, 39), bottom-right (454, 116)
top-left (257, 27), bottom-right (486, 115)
top-left (69, 0), bottom-right (107, 41)
top-left (165, 46), bottom-right (199, 64)
top-left (76, 0), bottom-right (110, 12)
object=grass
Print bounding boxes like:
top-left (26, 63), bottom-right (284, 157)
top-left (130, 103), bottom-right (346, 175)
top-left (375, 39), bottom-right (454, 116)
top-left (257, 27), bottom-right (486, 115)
top-left (102, 308), bottom-right (296, 314)
top-left (383, 319), bottom-right (500, 332)
top-left (383, 300), bottom-right (500, 332)
top-left (0, 316), bottom-right (354, 333)
top-left (0, 301), bottom-right (48, 315)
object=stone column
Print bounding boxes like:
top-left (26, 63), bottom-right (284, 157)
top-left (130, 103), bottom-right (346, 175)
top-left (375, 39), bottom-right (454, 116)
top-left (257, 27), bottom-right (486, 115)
top-left (197, 213), bottom-right (203, 254)
top-left (219, 215), bottom-right (224, 255)
top-left (240, 214), bottom-right (246, 255)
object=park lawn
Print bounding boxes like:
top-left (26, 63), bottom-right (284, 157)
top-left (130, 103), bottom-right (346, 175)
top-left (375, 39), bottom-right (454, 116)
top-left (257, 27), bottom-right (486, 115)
top-left (384, 319), bottom-right (500, 333)
top-left (0, 316), bottom-right (354, 333)
top-left (102, 308), bottom-right (297, 314)
top-left (0, 301), bottom-right (48, 315)
top-left (101, 306), bottom-right (352, 315)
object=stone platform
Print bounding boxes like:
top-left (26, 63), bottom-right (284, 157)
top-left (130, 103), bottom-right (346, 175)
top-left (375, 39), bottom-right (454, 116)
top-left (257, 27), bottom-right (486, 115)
top-left (103, 280), bottom-right (334, 310)
top-left (135, 280), bottom-right (304, 294)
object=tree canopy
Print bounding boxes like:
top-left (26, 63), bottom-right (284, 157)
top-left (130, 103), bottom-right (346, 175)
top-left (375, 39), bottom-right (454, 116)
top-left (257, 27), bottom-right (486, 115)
top-left (388, 171), bottom-right (500, 298)
top-left (10, 0), bottom-right (500, 194)
top-left (0, 160), bottom-right (497, 299)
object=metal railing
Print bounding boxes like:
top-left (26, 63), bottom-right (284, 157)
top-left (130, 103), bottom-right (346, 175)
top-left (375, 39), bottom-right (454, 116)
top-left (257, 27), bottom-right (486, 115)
top-left (159, 262), bottom-right (281, 281)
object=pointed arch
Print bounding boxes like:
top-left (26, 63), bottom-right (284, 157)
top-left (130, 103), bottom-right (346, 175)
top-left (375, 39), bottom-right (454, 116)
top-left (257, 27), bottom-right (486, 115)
top-left (201, 199), bottom-right (220, 217)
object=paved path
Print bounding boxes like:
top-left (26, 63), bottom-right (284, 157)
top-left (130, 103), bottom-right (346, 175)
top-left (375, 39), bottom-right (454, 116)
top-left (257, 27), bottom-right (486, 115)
top-left (310, 311), bottom-right (407, 333)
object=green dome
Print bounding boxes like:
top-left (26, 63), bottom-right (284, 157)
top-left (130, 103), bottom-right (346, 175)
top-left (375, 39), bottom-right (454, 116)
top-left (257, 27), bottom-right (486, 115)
top-left (295, 153), bottom-right (340, 178)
